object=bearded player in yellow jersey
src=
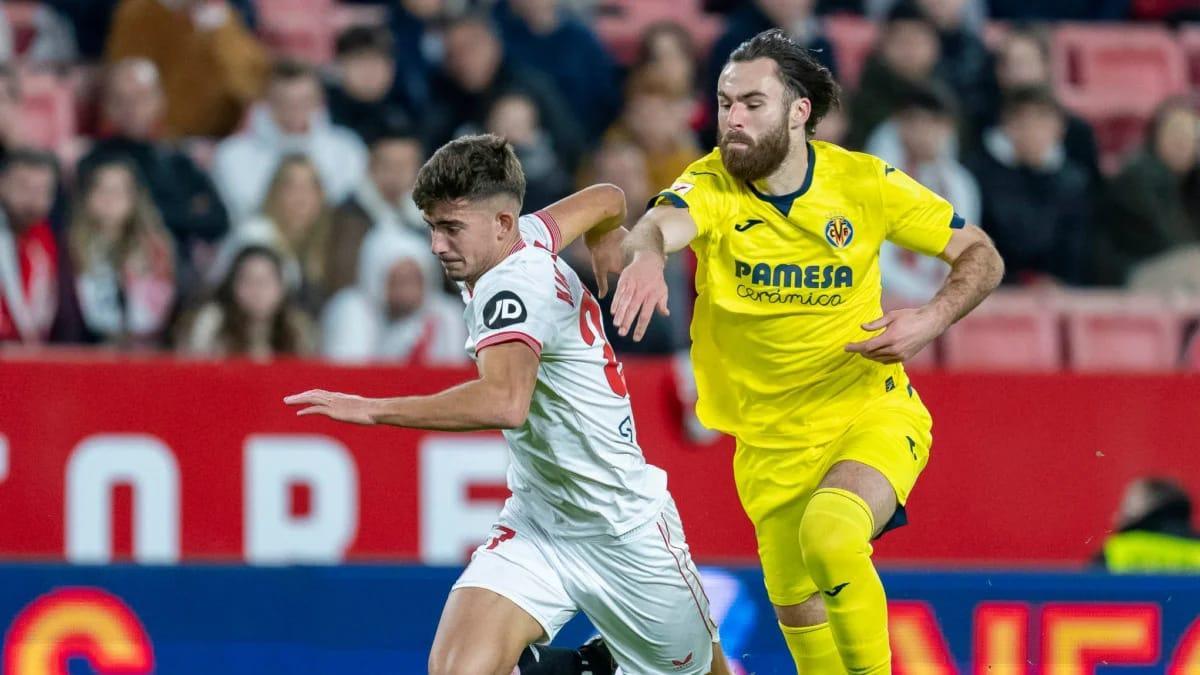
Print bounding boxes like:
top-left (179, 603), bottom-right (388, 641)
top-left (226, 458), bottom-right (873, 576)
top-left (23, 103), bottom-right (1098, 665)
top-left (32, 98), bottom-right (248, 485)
top-left (605, 29), bottom-right (1004, 674)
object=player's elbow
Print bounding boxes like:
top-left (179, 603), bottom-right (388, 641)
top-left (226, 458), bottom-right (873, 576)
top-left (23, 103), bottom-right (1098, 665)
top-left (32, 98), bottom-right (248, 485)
top-left (982, 238), bottom-right (1005, 291)
top-left (594, 182), bottom-right (626, 221)
top-left (493, 394), bottom-right (531, 429)
top-left (494, 403), bottom-right (529, 429)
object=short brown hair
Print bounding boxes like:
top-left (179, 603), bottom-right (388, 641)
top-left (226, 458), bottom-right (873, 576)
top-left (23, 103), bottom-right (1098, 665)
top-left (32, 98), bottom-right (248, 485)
top-left (1001, 85), bottom-right (1063, 119)
top-left (412, 134), bottom-right (526, 212)
top-left (729, 28), bottom-right (840, 136)
top-left (269, 59), bottom-right (317, 86)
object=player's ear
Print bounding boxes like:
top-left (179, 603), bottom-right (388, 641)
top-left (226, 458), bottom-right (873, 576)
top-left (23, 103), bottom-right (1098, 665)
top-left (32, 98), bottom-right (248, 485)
top-left (495, 208), bottom-right (517, 240)
top-left (791, 96), bottom-right (812, 131)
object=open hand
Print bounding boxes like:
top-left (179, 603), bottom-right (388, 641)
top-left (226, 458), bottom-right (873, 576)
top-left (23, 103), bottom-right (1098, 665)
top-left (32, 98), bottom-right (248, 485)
top-left (844, 308), bottom-right (946, 364)
top-left (283, 389), bottom-right (376, 425)
top-left (610, 252), bottom-right (669, 342)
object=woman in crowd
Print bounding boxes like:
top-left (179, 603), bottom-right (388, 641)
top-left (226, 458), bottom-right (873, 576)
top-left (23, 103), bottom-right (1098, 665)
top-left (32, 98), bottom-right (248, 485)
top-left (181, 242), bottom-right (313, 359)
top-left (68, 159), bottom-right (175, 347)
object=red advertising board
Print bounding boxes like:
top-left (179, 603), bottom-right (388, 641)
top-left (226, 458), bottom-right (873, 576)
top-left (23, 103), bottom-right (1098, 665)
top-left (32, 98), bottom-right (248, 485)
top-left (1, 356), bottom-right (1198, 564)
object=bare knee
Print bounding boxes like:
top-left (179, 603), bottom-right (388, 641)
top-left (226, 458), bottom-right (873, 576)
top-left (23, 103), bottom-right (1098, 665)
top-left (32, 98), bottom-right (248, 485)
top-left (428, 642), bottom-right (512, 675)
top-left (774, 594), bottom-right (827, 628)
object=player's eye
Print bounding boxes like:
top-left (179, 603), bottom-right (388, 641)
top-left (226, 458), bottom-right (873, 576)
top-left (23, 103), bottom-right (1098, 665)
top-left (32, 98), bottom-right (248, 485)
top-left (747, 103), bottom-right (762, 110)
top-left (718, 100), bottom-right (731, 110)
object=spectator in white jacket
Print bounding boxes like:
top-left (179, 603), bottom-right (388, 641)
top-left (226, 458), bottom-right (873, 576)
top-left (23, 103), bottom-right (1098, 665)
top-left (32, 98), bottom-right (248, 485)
top-left (212, 60), bottom-right (367, 222)
top-left (867, 82), bottom-right (980, 306)
top-left (320, 227), bottom-right (466, 365)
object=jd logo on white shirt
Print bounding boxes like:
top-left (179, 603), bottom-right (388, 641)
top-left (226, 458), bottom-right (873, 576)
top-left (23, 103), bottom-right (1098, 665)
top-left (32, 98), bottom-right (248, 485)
top-left (483, 291), bottom-right (528, 329)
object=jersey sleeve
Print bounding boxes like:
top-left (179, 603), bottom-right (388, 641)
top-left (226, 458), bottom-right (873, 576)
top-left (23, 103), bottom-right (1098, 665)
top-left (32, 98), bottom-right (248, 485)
top-left (517, 212), bottom-right (562, 253)
top-left (469, 257), bottom-right (560, 358)
top-left (647, 160), bottom-right (732, 240)
top-left (879, 161), bottom-right (964, 257)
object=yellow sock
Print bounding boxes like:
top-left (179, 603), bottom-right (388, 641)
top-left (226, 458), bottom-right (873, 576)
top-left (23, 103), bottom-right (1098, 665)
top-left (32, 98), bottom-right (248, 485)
top-left (779, 620), bottom-right (847, 674)
top-left (798, 488), bottom-right (891, 674)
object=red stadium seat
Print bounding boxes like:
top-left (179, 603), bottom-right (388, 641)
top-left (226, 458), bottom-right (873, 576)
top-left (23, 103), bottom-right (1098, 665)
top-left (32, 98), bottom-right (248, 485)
top-left (593, 0), bottom-right (721, 66)
top-left (1053, 24), bottom-right (1189, 171)
top-left (331, 4), bottom-right (388, 33)
top-left (942, 292), bottom-right (1061, 371)
top-left (1186, 330), bottom-right (1200, 370)
top-left (4, 2), bottom-right (39, 57)
top-left (1179, 24), bottom-right (1200, 87)
top-left (257, 0), bottom-right (335, 64)
top-left (824, 14), bottom-right (877, 91)
top-left (16, 69), bottom-right (76, 151)
top-left (1063, 293), bottom-right (1185, 372)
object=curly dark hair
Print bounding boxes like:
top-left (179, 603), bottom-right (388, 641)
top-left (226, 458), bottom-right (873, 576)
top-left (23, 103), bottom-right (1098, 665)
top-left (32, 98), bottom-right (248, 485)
top-left (729, 28), bottom-right (841, 136)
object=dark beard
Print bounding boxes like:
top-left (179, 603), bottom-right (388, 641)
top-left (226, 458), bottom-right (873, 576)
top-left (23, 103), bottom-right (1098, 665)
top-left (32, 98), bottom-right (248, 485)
top-left (720, 118), bottom-right (792, 183)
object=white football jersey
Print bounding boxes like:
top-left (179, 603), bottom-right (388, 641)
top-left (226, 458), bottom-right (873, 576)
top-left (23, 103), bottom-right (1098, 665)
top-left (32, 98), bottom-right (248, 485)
top-left (461, 212), bottom-right (668, 538)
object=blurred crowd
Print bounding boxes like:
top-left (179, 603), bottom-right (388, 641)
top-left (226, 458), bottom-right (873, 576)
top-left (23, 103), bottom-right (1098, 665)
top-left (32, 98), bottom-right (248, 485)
top-left (0, 0), bottom-right (1198, 365)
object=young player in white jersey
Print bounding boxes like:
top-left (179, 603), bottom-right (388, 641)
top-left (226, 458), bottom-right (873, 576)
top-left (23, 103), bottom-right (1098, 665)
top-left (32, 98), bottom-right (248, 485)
top-left (285, 135), bottom-right (730, 675)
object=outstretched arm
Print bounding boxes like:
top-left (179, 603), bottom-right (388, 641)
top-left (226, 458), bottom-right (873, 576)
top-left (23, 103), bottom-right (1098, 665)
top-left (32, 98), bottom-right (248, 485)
top-left (846, 225), bottom-right (1004, 364)
top-left (539, 183), bottom-right (627, 251)
top-left (609, 205), bottom-right (701, 341)
top-left (283, 342), bottom-right (539, 430)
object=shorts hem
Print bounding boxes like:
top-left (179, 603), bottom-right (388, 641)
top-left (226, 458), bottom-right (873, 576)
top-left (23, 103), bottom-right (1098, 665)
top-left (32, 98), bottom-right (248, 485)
top-left (450, 581), bottom-right (560, 644)
top-left (828, 454), bottom-right (915, 506)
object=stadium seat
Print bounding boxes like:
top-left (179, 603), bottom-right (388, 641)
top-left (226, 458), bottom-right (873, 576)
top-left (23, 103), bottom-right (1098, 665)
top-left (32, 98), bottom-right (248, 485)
top-left (1186, 329), bottom-right (1200, 370)
top-left (823, 14), bottom-right (877, 91)
top-left (1062, 292), bottom-right (1185, 372)
top-left (331, 4), bottom-right (388, 33)
top-left (3, 2), bottom-right (39, 57)
top-left (1179, 24), bottom-right (1200, 87)
top-left (593, 0), bottom-right (721, 66)
top-left (16, 69), bottom-right (76, 151)
top-left (257, 0), bottom-right (335, 64)
top-left (941, 292), bottom-right (1061, 371)
top-left (1053, 24), bottom-right (1188, 170)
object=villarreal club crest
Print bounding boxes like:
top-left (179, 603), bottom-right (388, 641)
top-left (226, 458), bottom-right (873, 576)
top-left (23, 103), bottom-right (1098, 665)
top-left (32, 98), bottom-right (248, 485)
top-left (824, 215), bottom-right (854, 248)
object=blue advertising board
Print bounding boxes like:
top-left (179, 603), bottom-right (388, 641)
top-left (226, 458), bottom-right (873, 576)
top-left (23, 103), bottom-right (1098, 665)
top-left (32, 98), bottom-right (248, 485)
top-left (0, 565), bottom-right (1197, 674)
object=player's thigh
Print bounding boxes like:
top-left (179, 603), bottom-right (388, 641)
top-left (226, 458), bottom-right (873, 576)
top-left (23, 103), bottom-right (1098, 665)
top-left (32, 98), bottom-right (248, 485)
top-left (430, 587), bottom-right (544, 675)
top-left (822, 400), bottom-right (933, 535)
top-left (566, 500), bottom-right (717, 675)
top-left (733, 440), bottom-right (825, 606)
top-left (433, 518), bottom-right (577, 674)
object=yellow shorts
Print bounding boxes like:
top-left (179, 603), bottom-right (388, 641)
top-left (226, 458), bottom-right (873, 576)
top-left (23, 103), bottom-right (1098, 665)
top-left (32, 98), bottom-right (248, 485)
top-left (733, 392), bottom-right (933, 606)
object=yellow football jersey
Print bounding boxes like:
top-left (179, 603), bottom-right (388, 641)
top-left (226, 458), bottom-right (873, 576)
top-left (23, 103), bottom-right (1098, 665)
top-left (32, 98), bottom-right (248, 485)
top-left (654, 141), bottom-right (962, 448)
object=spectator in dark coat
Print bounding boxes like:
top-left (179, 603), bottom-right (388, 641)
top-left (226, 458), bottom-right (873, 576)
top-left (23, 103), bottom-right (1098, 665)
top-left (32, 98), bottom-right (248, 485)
top-left (1097, 98), bottom-right (1200, 287)
top-left (326, 25), bottom-right (413, 144)
top-left (494, 0), bottom-right (620, 138)
top-left (846, 1), bottom-right (943, 149)
top-left (918, 0), bottom-right (995, 133)
top-left (983, 25), bottom-right (1101, 187)
top-left (386, 0), bottom-right (445, 117)
top-left (425, 12), bottom-right (584, 173)
top-left (79, 58), bottom-right (229, 285)
top-left (967, 86), bottom-right (1091, 285)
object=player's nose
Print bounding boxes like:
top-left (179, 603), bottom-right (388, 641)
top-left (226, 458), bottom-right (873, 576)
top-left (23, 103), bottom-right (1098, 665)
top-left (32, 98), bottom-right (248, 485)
top-left (429, 231), bottom-right (449, 255)
top-left (726, 103), bottom-right (748, 129)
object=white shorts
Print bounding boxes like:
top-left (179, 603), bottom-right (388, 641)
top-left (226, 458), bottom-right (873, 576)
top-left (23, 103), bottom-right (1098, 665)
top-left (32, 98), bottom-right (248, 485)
top-left (452, 496), bottom-right (717, 675)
